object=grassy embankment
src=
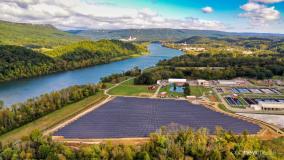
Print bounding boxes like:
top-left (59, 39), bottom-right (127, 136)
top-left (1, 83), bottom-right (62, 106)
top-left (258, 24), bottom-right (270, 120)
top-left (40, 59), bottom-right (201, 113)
top-left (0, 92), bottom-right (107, 144)
top-left (218, 103), bottom-right (235, 113)
top-left (108, 79), bottom-right (156, 97)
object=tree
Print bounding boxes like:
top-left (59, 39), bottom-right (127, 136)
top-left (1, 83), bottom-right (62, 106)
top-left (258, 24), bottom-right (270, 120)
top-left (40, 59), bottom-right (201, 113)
top-left (183, 83), bottom-right (191, 95)
top-left (0, 100), bottom-right (4, 109)
top-left (173, 83), bottom-right (177, 91)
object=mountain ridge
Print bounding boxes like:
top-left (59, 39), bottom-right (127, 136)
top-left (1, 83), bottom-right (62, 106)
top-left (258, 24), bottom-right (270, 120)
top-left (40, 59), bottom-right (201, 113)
top-left (67, 28), bottom-right (284, 42)
top-left (0, 20), bottom-right (85, 48)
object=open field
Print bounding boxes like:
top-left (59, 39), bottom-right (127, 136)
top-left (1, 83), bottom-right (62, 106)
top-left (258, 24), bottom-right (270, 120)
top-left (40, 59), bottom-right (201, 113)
top-left (108, 79), bottom-right (156, 96)
top-left (54, 97), bottom-right (260, 139)
top-left (190, 86), bottom-right (211, 97)
top-left (0, 92), bottom-right (107, 144)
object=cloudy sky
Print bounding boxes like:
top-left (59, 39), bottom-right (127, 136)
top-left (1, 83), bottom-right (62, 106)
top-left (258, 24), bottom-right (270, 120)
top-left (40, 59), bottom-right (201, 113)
top-left (0, 0), bottom-right (284, 33)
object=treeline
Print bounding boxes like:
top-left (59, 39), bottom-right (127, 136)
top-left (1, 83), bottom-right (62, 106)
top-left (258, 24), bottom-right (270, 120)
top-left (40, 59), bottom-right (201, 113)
top-left (135, 53), bottom-right (284, 84)
top-left (0, 40), bottom-right (147, 82)
top-left (0, 84), bottom-right (99, 135)
top-left (101, 67), bottom-right (142, 83)
top-left (0, 128), bottom-right (282, 159)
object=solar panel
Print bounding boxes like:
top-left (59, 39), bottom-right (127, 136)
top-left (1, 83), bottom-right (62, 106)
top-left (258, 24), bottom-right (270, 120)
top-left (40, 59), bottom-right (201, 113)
top-left (54, 97), bottom-right (261, 139)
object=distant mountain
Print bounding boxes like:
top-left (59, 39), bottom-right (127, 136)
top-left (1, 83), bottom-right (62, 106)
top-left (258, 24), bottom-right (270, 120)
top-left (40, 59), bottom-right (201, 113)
top-left (0, 20), bottom-right (85, 48)
top-left (67, 28), bottom-right (284, 42)
top-left (177, 36), bottom-right (284, 54)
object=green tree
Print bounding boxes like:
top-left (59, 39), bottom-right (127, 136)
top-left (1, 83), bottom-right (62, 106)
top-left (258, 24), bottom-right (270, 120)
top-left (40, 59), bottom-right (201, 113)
top-left (0, 100), bottom-right (3, 109)
top-left (183, 83), bottom-right (191, 95)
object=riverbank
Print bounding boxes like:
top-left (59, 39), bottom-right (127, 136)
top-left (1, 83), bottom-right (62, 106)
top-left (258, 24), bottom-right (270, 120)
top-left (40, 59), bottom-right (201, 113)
top-left (0, 43), bottom-right (184, 106)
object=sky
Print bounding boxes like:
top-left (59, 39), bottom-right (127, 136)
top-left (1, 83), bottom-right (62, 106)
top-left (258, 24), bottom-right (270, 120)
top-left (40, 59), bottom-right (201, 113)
top-left (0, 0), bottom-right (284, 33)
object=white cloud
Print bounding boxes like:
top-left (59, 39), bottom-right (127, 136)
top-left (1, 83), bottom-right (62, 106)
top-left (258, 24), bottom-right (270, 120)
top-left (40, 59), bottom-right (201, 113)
top-left (0, 0), bottom-right (225, 30)
top-left (202, 6), bottom-right (214, 13)
top-left (240, 2), bottom-right (280, 25)
top-left (241, 2), bottom-right (262, 11)
top-left (252, 0), bottom-right (284, 3)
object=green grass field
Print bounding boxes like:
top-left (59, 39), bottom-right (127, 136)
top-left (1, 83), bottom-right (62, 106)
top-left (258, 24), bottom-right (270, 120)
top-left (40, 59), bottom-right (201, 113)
top-left (190, 86), bottom-right (211, 97)
top-left (103, 83), bottom-right (115, 89)
top-left (108, 79), bottom-right (156, 96)
top-left (0, 92), bottom-right (107, 144)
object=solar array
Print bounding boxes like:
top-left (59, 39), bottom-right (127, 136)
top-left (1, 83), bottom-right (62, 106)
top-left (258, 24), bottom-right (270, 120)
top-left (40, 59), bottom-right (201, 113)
top-left (232, 88), bottom-right (281, 94)
top-left (54, 97), bottom-right (260, 139)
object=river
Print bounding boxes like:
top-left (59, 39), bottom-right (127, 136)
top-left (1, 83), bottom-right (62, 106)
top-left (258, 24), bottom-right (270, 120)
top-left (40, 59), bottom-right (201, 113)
top-left (0, 43), bottom-right (183, 106)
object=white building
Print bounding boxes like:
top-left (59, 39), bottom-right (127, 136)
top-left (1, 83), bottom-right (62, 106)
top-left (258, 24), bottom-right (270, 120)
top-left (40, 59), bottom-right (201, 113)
top-left (168, 79), bottom-right (187, 83)
top-left (258, 102), bottom-right (284, 111)
top-left (119, 36), bottom-right (137, 42)
top-left (217, 80), bottom-right (245, 86)
top-left (183, 47), bottom-right (205, 52)
top-left (197, 79), bottom-right (209, 87)
top-left (218, 80), bottom-right (237, 86)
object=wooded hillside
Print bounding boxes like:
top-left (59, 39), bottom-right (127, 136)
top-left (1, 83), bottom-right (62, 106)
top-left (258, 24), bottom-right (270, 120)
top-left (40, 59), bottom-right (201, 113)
top-left (0, 40), bottom-right (147, 82)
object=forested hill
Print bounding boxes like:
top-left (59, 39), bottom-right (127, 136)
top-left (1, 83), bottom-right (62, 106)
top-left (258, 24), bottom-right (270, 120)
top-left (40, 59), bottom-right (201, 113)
top-left (68, 28), bottom-right (284, 42)
top-left (45, 40), bottom-right (147, 58)
top-left (177, 36), bottom-right (284, 54)
top-left (0, 20), bottom-right (84, 48)
top-left (0, 40), bottom-right (147, 82)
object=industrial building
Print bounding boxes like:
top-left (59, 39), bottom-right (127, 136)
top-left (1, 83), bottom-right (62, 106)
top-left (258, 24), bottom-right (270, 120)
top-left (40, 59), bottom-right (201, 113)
top-left (250, 102), bottom-right (284, 111)
top-left (217, 80), bottom-right (246, 86)
top-left (168, 78), bottom-right (187, 86)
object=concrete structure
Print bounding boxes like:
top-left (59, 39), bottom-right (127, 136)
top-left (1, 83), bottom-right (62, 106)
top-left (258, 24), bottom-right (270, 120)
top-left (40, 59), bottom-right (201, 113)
top-left (197, 79), bottom-right (209, 87)
top-left (186, 96), bottom-right (197, 99)
top-left (159, 92), bottom-right (167, 98)
top-left (250, 104), bottom-right (262, 111)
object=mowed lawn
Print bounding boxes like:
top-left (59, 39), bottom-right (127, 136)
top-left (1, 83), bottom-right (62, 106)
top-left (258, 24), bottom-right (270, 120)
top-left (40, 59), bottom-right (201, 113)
top-left (0, 92), bottom-right (107, 144)
top-left (108, 79), bottom-right (156, 96)
top-left (190, 86), bottom-right (211, 97)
